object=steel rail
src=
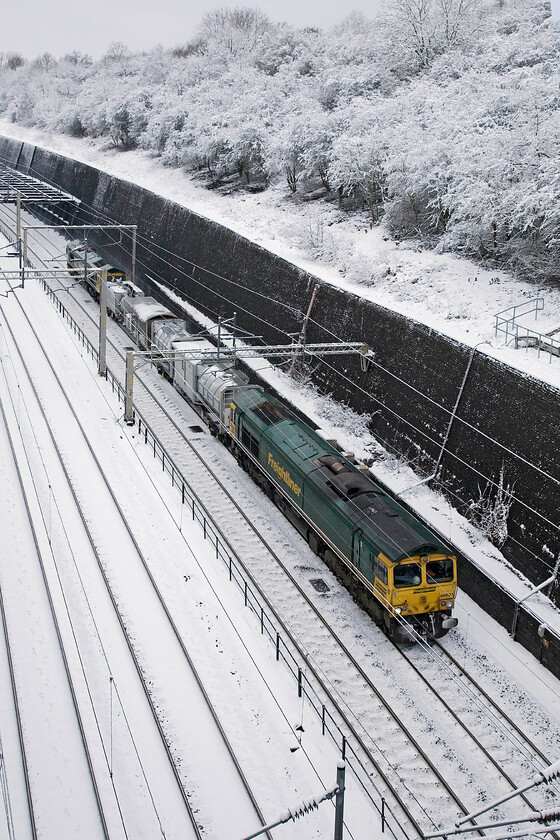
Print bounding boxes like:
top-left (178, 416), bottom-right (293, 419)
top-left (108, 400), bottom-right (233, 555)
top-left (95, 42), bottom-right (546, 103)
top-left (1, 263), bottom-right (272, 840)
top-left (431, 641), bottom-right (557, 770)
top-left (398, 641), bottom-right (560, 838)
top-left (0, 328), bottom-right (111, 840)
top-left (0, 516), bottom-right (37, 840)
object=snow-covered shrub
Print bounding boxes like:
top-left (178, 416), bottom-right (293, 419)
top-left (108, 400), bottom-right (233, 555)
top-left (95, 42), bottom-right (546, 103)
top-left (468, 465), bottom-right (515, 547)
top-left (330, 129), bottom-right (387, 224)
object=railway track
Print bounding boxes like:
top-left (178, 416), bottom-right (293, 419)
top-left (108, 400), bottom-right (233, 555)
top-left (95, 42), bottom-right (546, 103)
top-left (0, 248), bottom-right (273, 839)
top-left (2, 205), bottom-right (560, 839)
top-left (0, 307), bottom-right (111, 839)
top-left (0, 485), bottom-right (41, 840)
top-left (403, 639), bottom-right (560, 810)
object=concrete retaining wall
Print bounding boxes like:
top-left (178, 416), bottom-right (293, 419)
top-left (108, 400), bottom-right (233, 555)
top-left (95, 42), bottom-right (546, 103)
top-left (2, 136), bottom-right (558, 673)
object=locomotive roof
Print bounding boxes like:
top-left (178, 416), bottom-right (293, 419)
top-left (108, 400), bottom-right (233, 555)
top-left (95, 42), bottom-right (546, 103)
top-left (339, 484), bottom-right (447, 563)
top-left (237, 390), bottom-right (450, 563)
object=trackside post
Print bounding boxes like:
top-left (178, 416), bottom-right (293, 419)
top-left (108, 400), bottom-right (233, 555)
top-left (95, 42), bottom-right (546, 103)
top-left (98, 268), bottom-right (107, 377)
top-left (125, 351), bottom-right (134, 424)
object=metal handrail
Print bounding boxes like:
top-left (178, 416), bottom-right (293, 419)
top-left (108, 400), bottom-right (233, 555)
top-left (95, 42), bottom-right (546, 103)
top-left (494, 298), bottom-right (560, 361)
top-left (494, 297), bottom-right (544, 346)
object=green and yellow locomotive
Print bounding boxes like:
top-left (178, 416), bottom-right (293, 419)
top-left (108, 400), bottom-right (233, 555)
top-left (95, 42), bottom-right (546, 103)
top-left (227, 389), bottom-right (458, 642)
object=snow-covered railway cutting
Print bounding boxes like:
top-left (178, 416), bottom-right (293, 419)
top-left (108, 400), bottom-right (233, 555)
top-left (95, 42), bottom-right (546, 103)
top-left (4, 207), bottom-right (559, 840)
top-left (0, 246), bottom-right (275, 840)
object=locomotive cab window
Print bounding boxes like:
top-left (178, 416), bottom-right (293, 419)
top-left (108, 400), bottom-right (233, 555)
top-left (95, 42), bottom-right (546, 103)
top-left (371, 554), bottom-right (388, 585)
top-left (241, 427), bottom-right (259, 457)
top-left (393, 563), bottom-right (422, 588)
top-left (426, 559), bottom-right (454, 583)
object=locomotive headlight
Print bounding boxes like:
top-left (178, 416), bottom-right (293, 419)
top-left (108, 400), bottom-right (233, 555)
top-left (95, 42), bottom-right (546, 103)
top-left (441, 600), bottom-right (454, 609)
top-left (394, 607), bottom-right (402, 615)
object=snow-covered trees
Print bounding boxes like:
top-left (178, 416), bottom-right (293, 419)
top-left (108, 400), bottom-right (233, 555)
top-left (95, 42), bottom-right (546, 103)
top-left (198, 7), bottom-right (272, 56)
top-left (0, 0), bottom-right (557, 283)
top-left (2, 53), bottom-right (25, 70)
top-left (387, 0), bottom-right (483, 71)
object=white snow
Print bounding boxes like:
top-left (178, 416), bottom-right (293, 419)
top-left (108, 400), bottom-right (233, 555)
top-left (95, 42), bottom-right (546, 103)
top-left (0, 126), bottom-right (559, 840)
top-left (1, 121), bottom-right (559, 390)
top-left (0, 242), bottom-right (347, 839)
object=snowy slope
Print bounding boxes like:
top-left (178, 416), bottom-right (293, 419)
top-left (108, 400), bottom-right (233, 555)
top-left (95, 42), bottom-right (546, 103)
top-left (1, 121), bottom-right (560, 391)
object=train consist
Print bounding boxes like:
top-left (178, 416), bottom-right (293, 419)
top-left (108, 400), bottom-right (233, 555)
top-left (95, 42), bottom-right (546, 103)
top-left (66, 240), bottom-right (458, 642)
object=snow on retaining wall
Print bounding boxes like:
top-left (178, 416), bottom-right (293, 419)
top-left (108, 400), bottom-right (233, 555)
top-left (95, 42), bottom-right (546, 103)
top-left (2, 135), bottom-right (558, 674)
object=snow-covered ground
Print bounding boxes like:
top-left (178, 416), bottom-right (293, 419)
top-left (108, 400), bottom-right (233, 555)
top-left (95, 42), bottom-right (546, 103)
top-left (0, 243), bottom-right (350, 839)
top-left (1, 133), bottom-right (560, 838)
top-left (1, 122), bottom-right (559, 391)
top-left (0, 123), bottom-right (558, 643)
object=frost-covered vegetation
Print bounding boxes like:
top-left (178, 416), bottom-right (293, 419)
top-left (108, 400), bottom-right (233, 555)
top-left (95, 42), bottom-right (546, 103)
top-left (0, 0), bottom-right (558, 283)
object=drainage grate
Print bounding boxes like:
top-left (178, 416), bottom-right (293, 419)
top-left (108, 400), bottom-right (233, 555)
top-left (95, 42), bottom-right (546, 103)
top-left (310, 578), bottom-right (330, 593)
top-left (189, 425), bottom-right (204, 433)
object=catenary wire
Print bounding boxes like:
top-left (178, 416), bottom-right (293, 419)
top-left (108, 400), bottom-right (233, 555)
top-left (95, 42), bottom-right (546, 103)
top-left (8, 199), bottom-right (559, 584)
top-left (4, 168), bottom-right (558, 572)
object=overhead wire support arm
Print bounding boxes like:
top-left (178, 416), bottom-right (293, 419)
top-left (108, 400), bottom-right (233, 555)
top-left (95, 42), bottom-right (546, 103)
top-left (424, 809), bottom-right (560, 839)
top-left (237, 765), bottom-right (344, 840)
top-left (134, 341), bottom-right (372, 362)
top-left (123, 342), bottom-right (371, 426)
top-left (452, 759), bottom-right (560, 829)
